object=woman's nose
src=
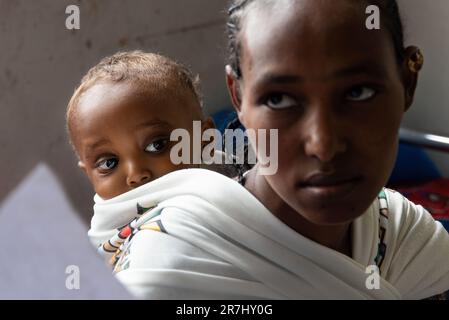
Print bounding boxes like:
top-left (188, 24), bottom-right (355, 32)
top-left (303, 107), bottom-right (347, 163)
top-left (126, 160), bottom-right (152, 188)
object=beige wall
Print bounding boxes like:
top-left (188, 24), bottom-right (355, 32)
top-left (0, 0), bottom-right (229, 224)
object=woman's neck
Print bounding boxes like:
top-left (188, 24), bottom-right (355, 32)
top-left (244, 166), bottom-right (352, 257)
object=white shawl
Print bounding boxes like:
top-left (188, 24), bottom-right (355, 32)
top-left (88, 168), bottom-right (449, 300)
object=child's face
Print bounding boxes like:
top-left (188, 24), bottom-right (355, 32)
top-left (73, 81), bottom-right (206, 200)
top-left (230, 1), bottom-right (417, 225)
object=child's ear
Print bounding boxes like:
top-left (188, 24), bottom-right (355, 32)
top-left (201, 117), bottom-right (215, 148)
top-left (78, 160), bottom-right (87, 173)
top-left (225, 65), bottom-right (243, 114)
top-left (401, 46), bottom-right (423, 112)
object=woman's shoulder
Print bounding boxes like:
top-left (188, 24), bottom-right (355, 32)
top-left (381, 187), bottom-right (448, 248)
top-left (382, 187), bottom-right (434, 227)
top-left (379, 188), bottom-right (449, 299)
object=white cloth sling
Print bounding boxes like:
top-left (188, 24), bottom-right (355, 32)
top-left (88, 168), bottom-right (449, 300)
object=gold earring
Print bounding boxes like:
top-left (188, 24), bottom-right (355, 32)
top-left (408, 50), bottom-right (424, 73)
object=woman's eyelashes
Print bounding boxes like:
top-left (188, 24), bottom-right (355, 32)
top-left (345, 85), bottom-right (377, 102)
top-left (261, 85), bottom-right (378, 110)
top-left (263, 93), bottom-right (298, 109)
top-left (145, 137), bottom-right (169, 153)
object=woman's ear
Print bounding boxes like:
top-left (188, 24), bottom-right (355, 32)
top-left (225, 65), bottom-right (243, 113)
top-left (401, 46), bottom-right (423, 112)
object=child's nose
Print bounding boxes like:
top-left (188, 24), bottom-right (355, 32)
top-left (126, 161), bottom-right (152, 188)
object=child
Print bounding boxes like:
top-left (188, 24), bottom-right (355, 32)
top-left (66, 51), bottom-right (231, 265)
top-left (105, 0), bottom-right (449, 300)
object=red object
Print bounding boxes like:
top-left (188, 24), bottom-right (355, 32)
top-left (118, 225), bottom-right (132, 238)
top-left (397, 178), bottom-right (449, 221)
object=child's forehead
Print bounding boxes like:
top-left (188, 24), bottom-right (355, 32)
top-left (72, 80), bottom-right (201, 140)
top-left (77, 80), bottom-right (194, 115)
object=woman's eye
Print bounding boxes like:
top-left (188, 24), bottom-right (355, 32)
top-left (97, 158), bottom-right (118, 172)
top-left (145, 138), bottom-right (169, 153)
top-left (346, 86), bottom-right (376, 101)
top-left (265, 93), bottom-right (297, 109)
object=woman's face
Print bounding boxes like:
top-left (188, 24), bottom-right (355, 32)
top-left (229, 0), bottom-right (417, 225)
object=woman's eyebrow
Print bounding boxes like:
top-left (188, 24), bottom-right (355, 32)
top-left (253, 63), bottom-right (387, 87)
top-left (253, 74), bottom-right (303, 87)
top-left (333, 63), bottom-right (387, 79)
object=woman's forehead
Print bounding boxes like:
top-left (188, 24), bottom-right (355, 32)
top-left (243, 0), bottom-right (366, 32)
top-left (240, 0), bottom-right (396, 81)
top-left (243, 0), bottom-right (375, 50)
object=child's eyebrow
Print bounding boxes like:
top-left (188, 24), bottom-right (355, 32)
top-left (134, 120), bottom-right (171, 130)
top-left (84, 138), bottom-right (109, 154)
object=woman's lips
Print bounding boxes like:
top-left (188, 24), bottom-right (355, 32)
top-left (298, 173), bottom-right (362, 201)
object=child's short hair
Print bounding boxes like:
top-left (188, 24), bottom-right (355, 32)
top-left (66, 51), bottom-right (202, 150)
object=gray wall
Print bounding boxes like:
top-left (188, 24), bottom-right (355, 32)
top-left (398, 0), bottom-right (449, 175)
top-left (0, 0), bottom-right (230, 224)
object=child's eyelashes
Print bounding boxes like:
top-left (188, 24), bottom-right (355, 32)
top-left (145, 137), bottom-right (169, 153)
top-left (90, 137), bottom-right (169, 175)
top-left (96, 157), bottom-right (119, 173)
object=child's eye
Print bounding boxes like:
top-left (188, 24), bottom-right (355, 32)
top-left (145, 138), bottom-right (169, 153)
top-left (346, 86), bottom-right (376, 101)
top-left (97, 158), bottom-right (118, 172)
top-left (264, 93), bottom-right (297, 109)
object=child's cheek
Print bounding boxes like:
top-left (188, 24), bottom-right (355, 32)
top-left (91, 173), bottom-right (119, 200)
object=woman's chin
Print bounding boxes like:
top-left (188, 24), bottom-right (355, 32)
top-left (294, 194), bottom-right (369, 226)
top-left (291, 178), bottom-right (373, 224)
top-left (300, 208), bottom-right (362, 226)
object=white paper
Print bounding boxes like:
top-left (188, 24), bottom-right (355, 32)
top-left (0, 163), bottom-right (132, 299)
